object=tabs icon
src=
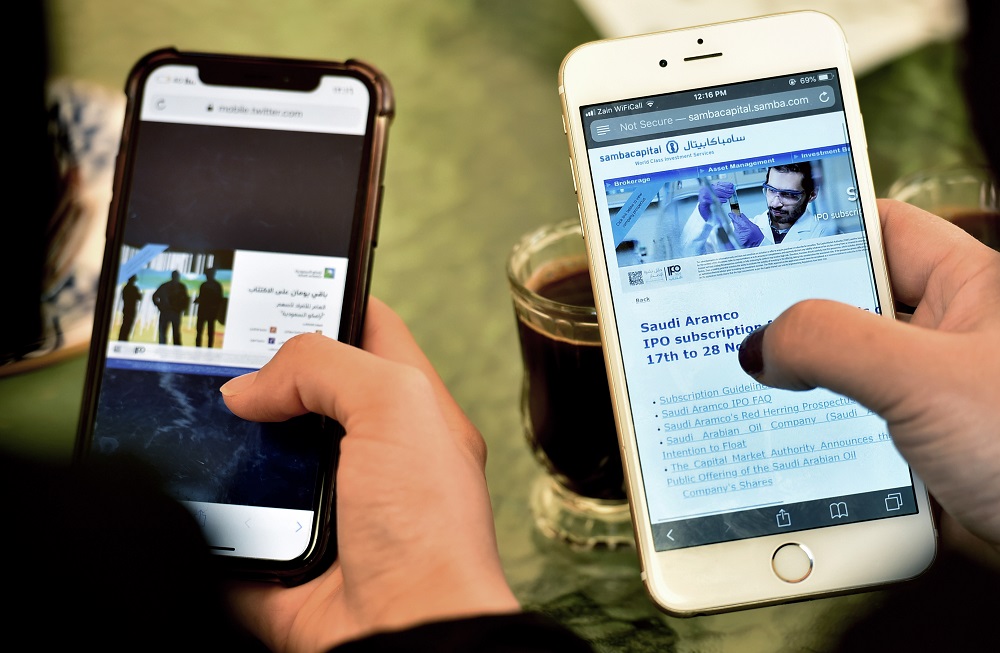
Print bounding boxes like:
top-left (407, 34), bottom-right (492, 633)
top-left (885, 492), bottom-right (903, 511)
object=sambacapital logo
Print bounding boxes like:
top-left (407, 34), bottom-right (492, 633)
top-left (665, 140), bottom-right (679, 154)
top-left (599, 144), bottom-right (662, 163)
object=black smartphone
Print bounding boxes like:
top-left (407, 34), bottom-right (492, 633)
top-left (75, 48), bottom-right (393, 584)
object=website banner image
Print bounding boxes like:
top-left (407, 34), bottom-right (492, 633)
top-left (106, 247), bottom-right (348, 374)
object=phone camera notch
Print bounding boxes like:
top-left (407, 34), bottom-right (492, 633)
top-left (697, 38), bottom-right (704, 45)
top-left (659, 59), bottom-right (668, 68)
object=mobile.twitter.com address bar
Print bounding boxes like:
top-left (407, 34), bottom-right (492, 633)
top-left (139, 94), bottom-right (365, 135)
top-left (590, 85), bottom-right (837, 143)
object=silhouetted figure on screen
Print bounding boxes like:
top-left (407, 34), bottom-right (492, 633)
top-left (117, 275), bottom-right (142, 342)
top-left (194, 268), bottom-right (224, 348)
top-left (152, 270), bottom-right (188, 345)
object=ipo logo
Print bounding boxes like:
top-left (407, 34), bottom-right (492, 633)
top-left (666, 263), bottom-right (683, 280)
top-left (666, 140), bottom-right (680, 154)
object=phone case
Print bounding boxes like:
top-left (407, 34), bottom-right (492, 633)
top-left (76, 48), bottom-right (394, 586)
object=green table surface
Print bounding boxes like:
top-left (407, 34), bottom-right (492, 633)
top-left (1, 2), bottom-right (986, 651)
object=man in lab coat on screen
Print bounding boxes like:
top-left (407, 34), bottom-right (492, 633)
top-left (684, 162), bottom-right (839, 252)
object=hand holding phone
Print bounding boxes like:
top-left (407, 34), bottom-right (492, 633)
top-left (741, 198), bottom-right (1000, 559)
top-left (221, 298), bottom-right (521, 650)
top-left (559, 11), bottom-right (936, 614)
top-left (76, 48), bottom-right (393, 584)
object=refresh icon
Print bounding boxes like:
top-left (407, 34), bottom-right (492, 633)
top-left (818, 91), bottom-right (831, 103)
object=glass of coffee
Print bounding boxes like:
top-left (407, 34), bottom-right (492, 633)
top-left (887, 164), bottom-right (999, 251)
top-left (507, 220), bottom-right (632, 549)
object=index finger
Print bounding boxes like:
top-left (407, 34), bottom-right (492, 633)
top-left (220, 331), bottom-right (429, 429)
top-left (219, 298), bottom-right (484, 459)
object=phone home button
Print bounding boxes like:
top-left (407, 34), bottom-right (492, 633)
top-left (772, 543), bottom-right (813, 583)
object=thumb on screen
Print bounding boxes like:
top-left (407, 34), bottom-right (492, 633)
top-left (739, 299), bottom-right (1000, 551)
top-left (737, 299), bottom-right (945, 423)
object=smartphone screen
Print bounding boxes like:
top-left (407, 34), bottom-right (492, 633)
top-left (77, 51), bottom-right (391, 580)
top-left (577, 68), bottom-right (918, 552)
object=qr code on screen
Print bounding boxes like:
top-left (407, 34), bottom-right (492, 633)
top-left (628, 270), bottom-right (644, 286)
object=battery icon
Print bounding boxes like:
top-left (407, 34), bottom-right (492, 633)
top-left (818, 73), bottom-right (832, 81)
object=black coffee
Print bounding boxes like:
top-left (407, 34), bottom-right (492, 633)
top-left (517, 264), bottom-right (625, 500)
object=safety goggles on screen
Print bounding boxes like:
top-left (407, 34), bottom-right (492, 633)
top-left (762, 183), bottom-right (806, 203)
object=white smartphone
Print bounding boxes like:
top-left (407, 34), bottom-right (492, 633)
top-left (559, 11), bottom-right (936, 615)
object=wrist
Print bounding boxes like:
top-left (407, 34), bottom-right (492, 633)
top-left (358, 559), bottom-right (520, 636)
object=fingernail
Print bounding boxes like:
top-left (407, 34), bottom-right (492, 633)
top-left (220, 372), bottom-right (257, 397)
top-left (738, 325), bottom-right (767, 376)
